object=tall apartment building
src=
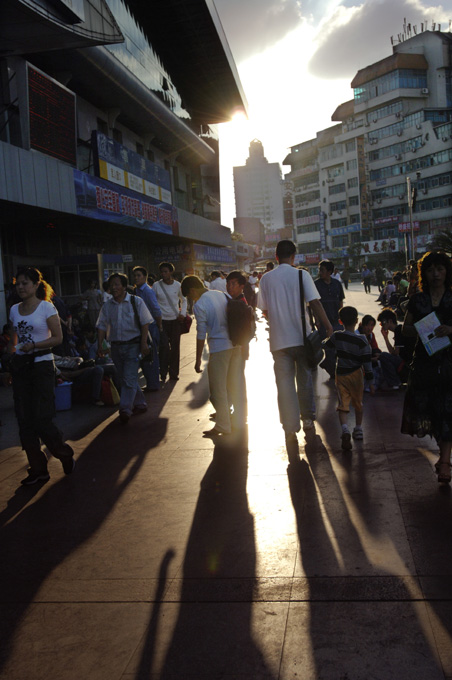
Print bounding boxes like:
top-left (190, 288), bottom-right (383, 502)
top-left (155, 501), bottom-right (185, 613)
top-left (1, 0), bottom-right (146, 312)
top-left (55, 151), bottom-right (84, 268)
top-left (0, 0), bottom-right (247, 324)
top-left (284, 29), bottom-right (452, 266)
top-left (233, 139), bottom-right (285, 234)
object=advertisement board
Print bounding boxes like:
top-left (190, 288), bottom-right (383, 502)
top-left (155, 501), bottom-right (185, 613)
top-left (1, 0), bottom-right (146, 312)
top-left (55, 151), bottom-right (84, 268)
top-left (73, 170), bottom-right (177, 235)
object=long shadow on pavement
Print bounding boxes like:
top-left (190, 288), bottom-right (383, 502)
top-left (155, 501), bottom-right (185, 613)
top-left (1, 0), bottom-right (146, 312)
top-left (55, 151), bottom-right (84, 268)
top-left (0, 389), bottom-right (172, 674)
top-left (136, 434), bottom-right (277, 679)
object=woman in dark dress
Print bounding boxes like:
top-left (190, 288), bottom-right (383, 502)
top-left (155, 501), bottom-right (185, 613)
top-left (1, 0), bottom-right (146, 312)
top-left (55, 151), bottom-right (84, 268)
top-left (401, 251), bottom-right (452, 484)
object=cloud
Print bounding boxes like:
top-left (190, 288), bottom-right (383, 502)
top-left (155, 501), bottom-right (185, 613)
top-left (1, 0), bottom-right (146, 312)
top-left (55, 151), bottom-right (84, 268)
top-left (308, 0), bottom-right (452, 80)
top-left (215, 0), bottom-right (304, 63)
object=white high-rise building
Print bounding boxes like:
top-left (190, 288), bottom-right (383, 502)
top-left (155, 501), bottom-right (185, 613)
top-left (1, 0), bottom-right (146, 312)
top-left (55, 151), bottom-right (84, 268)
top-left (233, 140), bottom-right (285, 233)
top-left (284, 29), bottom-right (452, 267)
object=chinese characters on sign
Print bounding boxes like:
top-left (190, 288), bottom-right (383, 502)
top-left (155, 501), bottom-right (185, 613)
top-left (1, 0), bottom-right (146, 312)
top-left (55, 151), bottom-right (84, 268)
top-left (360, 239), bottom-right (398, 255)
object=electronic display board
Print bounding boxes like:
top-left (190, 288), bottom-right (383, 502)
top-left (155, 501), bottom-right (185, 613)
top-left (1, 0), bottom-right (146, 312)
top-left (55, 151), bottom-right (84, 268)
top-left (28, 65), bottom-right (76, 165)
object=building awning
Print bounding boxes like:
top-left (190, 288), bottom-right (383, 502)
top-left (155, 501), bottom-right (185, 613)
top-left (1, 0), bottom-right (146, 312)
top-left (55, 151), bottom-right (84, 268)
top-left (331, 100), bottom-right (354, 122)
top-left (0, 0), bottom-right (124, 56)
top-left (125, 0), bottom-right (248, 124)
top-left (351, 53), bottom-right (429, 88)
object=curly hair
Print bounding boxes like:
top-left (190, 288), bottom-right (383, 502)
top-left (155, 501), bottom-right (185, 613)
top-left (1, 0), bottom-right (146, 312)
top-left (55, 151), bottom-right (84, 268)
top-left (418, 251), bottom-right (452, 292)
top-left (15, 267), bottom-right (54, 301)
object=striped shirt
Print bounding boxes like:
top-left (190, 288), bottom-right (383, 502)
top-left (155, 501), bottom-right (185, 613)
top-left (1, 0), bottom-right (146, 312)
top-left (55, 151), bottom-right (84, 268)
top-left (323, 330), bottom-right (373, 381)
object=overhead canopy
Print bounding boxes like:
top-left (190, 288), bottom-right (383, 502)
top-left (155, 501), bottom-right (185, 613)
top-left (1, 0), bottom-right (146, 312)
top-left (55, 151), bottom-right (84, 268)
top-left (124, 0), bottom-right (248, 124)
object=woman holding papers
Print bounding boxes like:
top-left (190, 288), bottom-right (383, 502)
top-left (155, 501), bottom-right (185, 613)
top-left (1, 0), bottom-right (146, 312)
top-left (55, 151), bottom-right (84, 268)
top-left (401, 251), bottom-right (452, 484)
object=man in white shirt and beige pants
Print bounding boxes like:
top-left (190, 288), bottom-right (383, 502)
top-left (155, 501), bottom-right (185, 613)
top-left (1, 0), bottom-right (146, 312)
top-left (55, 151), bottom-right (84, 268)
top-left (258, 240), bottom-right (332, 458)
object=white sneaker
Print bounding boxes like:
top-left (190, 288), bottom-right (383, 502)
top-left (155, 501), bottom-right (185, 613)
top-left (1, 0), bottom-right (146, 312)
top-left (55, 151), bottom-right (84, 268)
top-left (352, 428), bottom-right (363, 440)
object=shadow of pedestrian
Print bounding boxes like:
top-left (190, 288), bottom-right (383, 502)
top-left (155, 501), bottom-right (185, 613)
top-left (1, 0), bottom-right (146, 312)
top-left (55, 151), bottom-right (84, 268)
top-left (135, 435), bottom-right (277, 679)
top-left (0, 410), bottom-right (168, 674)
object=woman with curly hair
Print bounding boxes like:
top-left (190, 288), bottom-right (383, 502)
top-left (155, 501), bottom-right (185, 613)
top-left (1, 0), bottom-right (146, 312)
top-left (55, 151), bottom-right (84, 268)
top-left (401, 251), bottom-right (452, 483)
top-left (7, 267), bottom-right (75, 485)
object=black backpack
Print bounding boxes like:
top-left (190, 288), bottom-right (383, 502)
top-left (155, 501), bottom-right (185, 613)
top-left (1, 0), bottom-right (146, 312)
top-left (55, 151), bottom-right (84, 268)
top-left (225, 295), bottom-right (256, 346)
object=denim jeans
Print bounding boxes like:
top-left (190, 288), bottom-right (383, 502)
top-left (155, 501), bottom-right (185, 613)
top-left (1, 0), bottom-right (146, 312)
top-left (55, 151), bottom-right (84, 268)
top-left (379, 352), bottom-right (402, 387)
top-left (110, 342), bottom-right (147, 415)
top-left (272, 345), bottom-right (315, 433)
top-left (141, 323), bottom-right (160, 390)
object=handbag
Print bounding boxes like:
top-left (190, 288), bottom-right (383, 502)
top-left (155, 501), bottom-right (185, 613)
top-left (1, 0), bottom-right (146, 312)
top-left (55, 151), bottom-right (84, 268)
top-left (157, 281), bottom-right (192, 334)
top-left (299, 270), bottom-right (324, 369)
top-left (130, 295), bottom-right (153, 365)
top-left (101, 376), bottom-right (120, 405)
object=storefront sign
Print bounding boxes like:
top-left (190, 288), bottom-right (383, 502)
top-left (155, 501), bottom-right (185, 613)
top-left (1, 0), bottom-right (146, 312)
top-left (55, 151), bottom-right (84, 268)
top-left (193, 244), bottom-right (236, 264)
top-left (330, 223), bottom-right (361, 236)
top-left (73, 170), bottom-right (177, 235)
top-left (398, 221), bottom-right (420, 233)
top-left (92, 132), bottom-right (172, 204)
top-left (153, 244), bottom-right (192, 262)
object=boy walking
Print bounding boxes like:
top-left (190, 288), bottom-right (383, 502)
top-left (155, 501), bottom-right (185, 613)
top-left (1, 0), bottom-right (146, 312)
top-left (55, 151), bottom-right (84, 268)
top-left (322, 306), bottom-right (374, 449)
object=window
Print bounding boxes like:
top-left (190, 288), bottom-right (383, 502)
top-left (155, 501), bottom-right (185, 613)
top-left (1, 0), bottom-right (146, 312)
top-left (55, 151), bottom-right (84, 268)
top-left (136, 142), bottom-right (144, 156)
top-left (97, 118), bottom-right (108, 135)
top-left (348, 177), bottom-right (358, 189)
top-left (349, 196), bottom-right (359, 206)
top-left (112, 128), bottom-right (123, 144)
top-left (345, 140), bottom-right (355, 153)
top-left (346, 159), bottom-right (357, 171)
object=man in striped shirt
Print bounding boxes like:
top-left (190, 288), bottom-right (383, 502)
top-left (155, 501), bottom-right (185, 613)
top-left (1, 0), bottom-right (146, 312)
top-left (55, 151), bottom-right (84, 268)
top-left (322, 306), bottom-right (374, 450)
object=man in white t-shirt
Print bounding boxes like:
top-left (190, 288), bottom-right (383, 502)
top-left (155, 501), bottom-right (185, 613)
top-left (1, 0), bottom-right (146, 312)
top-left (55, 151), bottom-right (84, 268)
top-left (258, 240), bottom-right (333, 458)
top-left (154, 262), bottom-right (187, 382)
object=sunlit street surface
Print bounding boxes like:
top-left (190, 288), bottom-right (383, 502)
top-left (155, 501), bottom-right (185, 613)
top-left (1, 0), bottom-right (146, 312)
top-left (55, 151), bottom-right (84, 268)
top-left (0, 284), bottom-right (451, 679)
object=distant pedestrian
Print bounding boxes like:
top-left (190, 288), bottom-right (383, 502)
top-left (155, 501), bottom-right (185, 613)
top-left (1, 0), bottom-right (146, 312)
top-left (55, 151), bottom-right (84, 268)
top-left (322, 306), bottom-right (374, 450)
top-left (154, 262), bottom-right (187, 382)
top-left (96, 273), bottom-right (152, 424)
top-left (361, 265), bottom-right (372, 294)
top-left (314, 259), bottom-right (345, 379)
top-left (81, 279), bottom-right (103, 328)
top-left (133, 266), bottom-right (163, 392)
top-left (209, 271), bottom-right (227, 293)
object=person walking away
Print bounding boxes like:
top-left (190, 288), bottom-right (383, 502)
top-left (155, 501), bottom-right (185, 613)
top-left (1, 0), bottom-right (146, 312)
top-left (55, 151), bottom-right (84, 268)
top-left (133, 266), bottom-right (163, 392)
top-left (258, 240), bottom-right (332, 460)
top-left (181, 276), bottom-right (245, 438)
top-left (400, 251), bottom-right (452, 484)
top-left (154, 262), bottom-right (187, 382)
top-left (361, 265), bottom-right (372, 294)
top-left (322, 306), bottom-right (374, 450)
top-left (96, 272), bottom-right (152, 424)
top-left (7, 267), bottom-right (75, 485)
top-left (314, 259), bottom-right (345, 379)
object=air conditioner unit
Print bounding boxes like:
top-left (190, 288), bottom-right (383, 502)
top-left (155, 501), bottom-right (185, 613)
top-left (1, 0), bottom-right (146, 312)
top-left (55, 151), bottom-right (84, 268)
top-left (395, 112), bottom-right (401, 119)
top-left (399, 195), bottom-right (404, 200)
top-left (395, 154), bottom-right (401, 160)
top-left (423, 189), bottom-right (428, 195)
top-left (377, 199), bottom-right (382, 204)
top-left (421, 88), bottom-right (429, 95)
top-left (397, 130), bottom-right (403, 136)
top-left (365, 122), bottom-right (370, 127)
top-left (443, 137), bottom-right (448, 142)
top-left (373, 118), bottom-right (378, 123)
top-left (416, 124), bottom-right (422, 129)
top-left (412, 147), bottom-right (417, 153)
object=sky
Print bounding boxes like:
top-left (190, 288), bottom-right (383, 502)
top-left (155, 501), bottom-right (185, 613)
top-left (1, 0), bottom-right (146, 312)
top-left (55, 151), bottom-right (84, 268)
top-left (214, 0), bottom-right (452, 230)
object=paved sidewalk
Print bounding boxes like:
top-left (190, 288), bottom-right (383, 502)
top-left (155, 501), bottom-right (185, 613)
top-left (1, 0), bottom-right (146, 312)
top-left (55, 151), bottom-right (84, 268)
top-left (0, 284), bottom-right (451, 679)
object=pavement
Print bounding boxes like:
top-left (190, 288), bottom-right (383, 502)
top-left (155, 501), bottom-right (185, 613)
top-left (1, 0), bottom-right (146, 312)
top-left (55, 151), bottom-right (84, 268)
top-left (0, 283), bottom-right (451, 680)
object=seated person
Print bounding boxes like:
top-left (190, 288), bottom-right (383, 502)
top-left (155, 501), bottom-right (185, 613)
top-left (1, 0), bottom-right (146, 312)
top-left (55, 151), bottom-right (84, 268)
top-left (377, 308), bottom-right (416, 389)
top-left (56, 363), bottom-right (105, 405)
top-left (377, 279), bottom-right (395, 305)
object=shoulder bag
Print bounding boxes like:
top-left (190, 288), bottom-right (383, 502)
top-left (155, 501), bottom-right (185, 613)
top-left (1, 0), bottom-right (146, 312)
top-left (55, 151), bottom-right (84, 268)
top-left (299, 270), bottom-right (324, 369)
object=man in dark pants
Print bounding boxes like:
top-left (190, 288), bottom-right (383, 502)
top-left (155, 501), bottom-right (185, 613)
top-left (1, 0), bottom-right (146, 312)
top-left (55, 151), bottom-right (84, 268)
top-left (315, 259), bottom-right (345, 379)
top-left (133, 266), bottom-right (163, 391)
top-left (154, 262), bottom-right (187, 382)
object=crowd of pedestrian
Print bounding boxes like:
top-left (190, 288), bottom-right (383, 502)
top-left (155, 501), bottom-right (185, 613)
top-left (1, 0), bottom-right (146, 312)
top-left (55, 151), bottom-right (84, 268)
top-left (4, 243), bottom-right (452, 488)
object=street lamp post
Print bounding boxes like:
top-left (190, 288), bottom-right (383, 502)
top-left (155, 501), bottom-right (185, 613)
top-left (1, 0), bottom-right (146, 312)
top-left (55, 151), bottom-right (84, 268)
top-left (406, 175), bottom-right (415, 261)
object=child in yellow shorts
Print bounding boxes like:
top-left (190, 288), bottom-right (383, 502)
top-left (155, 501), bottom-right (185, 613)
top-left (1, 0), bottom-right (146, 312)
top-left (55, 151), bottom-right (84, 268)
top-left (322, 306), bottom-right (374, 449)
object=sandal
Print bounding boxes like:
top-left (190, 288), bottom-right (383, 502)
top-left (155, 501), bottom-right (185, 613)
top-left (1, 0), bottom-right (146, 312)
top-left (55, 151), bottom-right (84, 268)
top-left (437, 461), bottom-right (452, 484)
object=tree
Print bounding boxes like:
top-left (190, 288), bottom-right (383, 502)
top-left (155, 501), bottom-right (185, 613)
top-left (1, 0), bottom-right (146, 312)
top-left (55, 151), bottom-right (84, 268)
top-left (231, 232), bottom-right (244, 242)
top-left (427, 229), bottom-right (452, 255)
